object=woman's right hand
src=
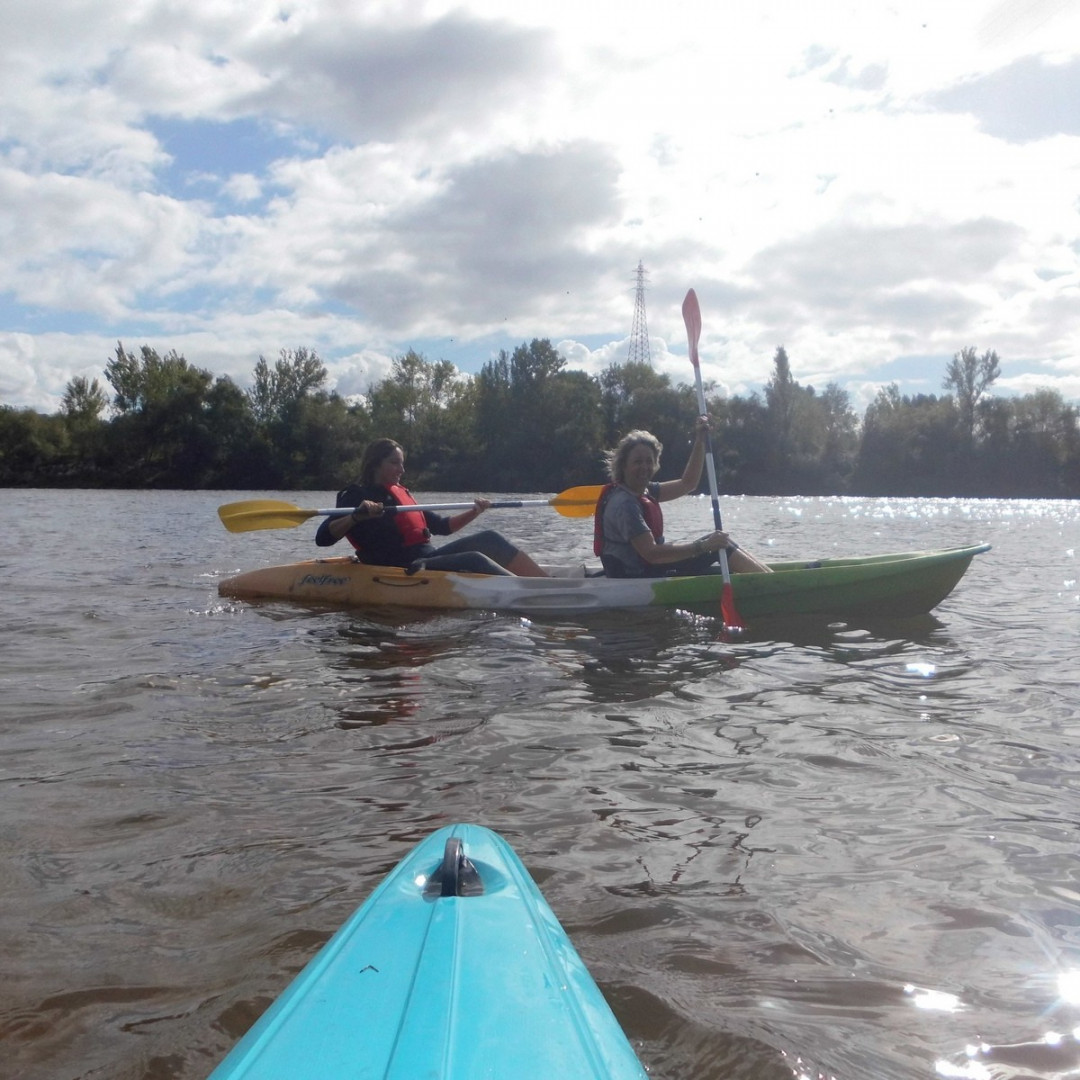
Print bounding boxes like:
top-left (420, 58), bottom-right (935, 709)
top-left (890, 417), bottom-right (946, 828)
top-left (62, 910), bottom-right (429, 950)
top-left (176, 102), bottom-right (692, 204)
top-left (352, 501), bottom-right (383, 520)
top-left (697, 530), bottom-right (731, 552)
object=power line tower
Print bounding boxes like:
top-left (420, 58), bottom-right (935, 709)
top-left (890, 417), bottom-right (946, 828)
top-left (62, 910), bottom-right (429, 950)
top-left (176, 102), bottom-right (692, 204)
top-left (627, 261), bottom-right (651, 365)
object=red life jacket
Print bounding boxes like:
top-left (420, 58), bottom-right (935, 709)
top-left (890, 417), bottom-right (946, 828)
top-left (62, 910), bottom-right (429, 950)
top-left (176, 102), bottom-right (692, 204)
top-left (343, 483), bottom-right (430, 554)
top-left (593, 483), bottom-right (664, 556)
top-left (386, 484), bottom-right (431, 547)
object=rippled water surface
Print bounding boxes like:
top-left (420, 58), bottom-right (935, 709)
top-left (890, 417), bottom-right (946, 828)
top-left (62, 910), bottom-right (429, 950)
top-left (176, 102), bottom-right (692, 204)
top-left (2, 490), bottom-right (1079, 1080)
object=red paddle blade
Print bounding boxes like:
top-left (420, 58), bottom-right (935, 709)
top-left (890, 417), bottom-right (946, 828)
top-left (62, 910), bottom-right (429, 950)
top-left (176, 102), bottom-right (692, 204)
top-left (720, 583), bottom-right (745, 632)
top-left (682, 289), bottom-right (702, 369)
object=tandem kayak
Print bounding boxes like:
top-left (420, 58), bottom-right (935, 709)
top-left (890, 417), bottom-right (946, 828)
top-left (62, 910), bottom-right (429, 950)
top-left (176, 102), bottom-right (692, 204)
top-left (218, 543), bottom-right (990, 619)
top-left (206, 824), bottom-right (647, 1079)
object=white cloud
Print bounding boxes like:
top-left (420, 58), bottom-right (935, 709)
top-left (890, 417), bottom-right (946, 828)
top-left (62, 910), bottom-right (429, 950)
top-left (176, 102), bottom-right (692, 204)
top-left (220, 173), bottom-right (264, 202)
top-left (2, 0), bottom-right (1080, 415)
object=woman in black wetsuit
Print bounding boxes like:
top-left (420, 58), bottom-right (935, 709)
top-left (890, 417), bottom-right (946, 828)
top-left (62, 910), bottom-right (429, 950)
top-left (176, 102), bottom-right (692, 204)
top-left (315, 438), bottom-right (548, 577)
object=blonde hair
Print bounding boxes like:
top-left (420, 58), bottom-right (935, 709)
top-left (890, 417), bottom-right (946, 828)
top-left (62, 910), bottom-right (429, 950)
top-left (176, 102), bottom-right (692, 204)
top-left (604, 430), bottom-right (662, 484)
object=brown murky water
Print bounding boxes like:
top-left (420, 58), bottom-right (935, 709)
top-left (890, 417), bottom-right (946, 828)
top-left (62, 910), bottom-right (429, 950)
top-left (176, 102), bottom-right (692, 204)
top-left (2, 489), bottom-right (1078, 1079)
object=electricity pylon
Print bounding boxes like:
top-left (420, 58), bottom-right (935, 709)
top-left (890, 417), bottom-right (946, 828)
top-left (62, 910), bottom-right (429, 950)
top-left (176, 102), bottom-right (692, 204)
top-left (627, 261), bottom-right (651, 365)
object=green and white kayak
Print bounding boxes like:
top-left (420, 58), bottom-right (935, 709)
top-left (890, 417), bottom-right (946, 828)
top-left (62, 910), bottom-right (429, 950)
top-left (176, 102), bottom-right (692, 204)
top-left (206, 824), bottom-right (647, 1079)
top-left (218, 544), bottom-right (990, 619)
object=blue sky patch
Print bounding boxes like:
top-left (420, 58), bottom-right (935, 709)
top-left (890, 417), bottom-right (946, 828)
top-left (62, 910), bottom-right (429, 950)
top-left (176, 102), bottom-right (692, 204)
top-left (0, 293), bottom-right (111, 336)
top-left (147, 116), bottom-right (328, 195)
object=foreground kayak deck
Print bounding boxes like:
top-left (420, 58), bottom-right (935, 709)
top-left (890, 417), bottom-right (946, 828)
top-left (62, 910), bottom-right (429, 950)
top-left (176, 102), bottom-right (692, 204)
top-left (207, 824), bottom-right (647, 1079)
top-left (219, 544), bottom-right (991, 619)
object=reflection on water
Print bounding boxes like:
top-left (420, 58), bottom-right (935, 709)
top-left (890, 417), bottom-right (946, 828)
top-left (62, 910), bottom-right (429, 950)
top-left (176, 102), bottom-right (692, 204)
top-left (937, 970), bottom-right (1080, 1079)
top-left (1, 492), bottom-right (1079, 1080)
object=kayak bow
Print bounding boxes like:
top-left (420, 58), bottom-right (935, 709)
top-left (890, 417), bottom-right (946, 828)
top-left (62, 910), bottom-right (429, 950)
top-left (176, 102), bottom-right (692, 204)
top-left (207, 825), bottom-right (647, 1079)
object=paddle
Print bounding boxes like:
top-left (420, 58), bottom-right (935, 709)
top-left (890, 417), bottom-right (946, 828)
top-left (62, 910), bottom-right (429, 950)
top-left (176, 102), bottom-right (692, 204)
top-left (682, 288), bottom-right (746, 632)
top-left (218, 485), bottom-right (605, 534)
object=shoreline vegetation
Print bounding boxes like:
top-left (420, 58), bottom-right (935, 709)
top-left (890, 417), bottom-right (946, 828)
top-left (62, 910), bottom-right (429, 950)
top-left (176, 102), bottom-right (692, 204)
top-left (2, 340), bottom-right (1078, 498)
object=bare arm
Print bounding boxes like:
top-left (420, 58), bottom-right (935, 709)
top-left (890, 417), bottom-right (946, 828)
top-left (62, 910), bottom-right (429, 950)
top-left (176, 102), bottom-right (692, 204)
top-left (656, 415), bottom-right (710, 502)
top-left (631, 526), bottom-right (773, 573)
top-left (630, 527), bottom-right (732, 566)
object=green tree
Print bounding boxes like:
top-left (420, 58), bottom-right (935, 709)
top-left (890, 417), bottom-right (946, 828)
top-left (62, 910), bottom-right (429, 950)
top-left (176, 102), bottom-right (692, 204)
top-left (244, 347), bottom-right (358, 488)
top-left (760, 349), bottom-right (858, 493)
top-left (280, 393), bottom-right (368, 489)
top-left (854, 385), bottom-right (960, 495)
top-left (106, 343), bottom-right (210, 416)
top-left (599, 361), bottom-right (695, 454)
top-left (510, 337), bottom-right (566, 386)
top-left (536, 368), bottom-right (605, 487)
top-left (943, 346), bottom-right (1001, 450)
top-left (474, 351), bottom-right (513, 486)
top-left (764, 346), bottom-right (797, 473)
top-left (981, 388), bottom-right (1080, 497)
top-left (816, 382), bottom-right (860, 490)
top-left (59, 376), bottom-right (109, 483)
top-left (200, 376), bottom-right (266, 489)
top-left (0, 406), bottom-right (70, 485)
top-left (61, 376), bottom-right (107, 422)
top-left (104, 343), bottom-right (217, 486)
top-left (365, 350), bottom-right (477, 486)
top-left (8, 330), bottom-right (1080, 499)
top-left (475, 340), bottom-right (606, 490)
top-left (710, 391), bottom-right (769, 493)
top-left (248, 347), bottom-right (328, 425)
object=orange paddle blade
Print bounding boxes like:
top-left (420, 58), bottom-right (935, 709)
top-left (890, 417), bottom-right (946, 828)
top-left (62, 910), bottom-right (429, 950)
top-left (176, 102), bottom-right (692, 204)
top-left (549, 485), bottom-right (604, 518)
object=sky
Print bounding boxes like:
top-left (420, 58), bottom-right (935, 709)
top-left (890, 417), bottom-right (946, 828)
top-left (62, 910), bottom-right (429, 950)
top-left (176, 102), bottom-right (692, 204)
top-left (3, 0), bottom-right (1080, 418)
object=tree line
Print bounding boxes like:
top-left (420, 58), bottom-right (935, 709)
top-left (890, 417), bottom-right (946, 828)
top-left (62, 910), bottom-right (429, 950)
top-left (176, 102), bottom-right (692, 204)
top-left (1, 338), bottom-right (1078, 498)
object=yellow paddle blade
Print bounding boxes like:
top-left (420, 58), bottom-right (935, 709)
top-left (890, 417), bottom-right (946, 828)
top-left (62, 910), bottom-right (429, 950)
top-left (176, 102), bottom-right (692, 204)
top-left (218, 500), bottom-right (317, 533)
top-left (549, 484), bottom-right (605, 518)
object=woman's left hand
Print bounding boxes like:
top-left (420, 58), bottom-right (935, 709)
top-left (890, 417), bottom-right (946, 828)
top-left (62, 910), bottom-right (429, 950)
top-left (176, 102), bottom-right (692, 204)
top-left (473, 498), bottom-right (491, 515)
top-left (693, 414), bottom-right (712, 439)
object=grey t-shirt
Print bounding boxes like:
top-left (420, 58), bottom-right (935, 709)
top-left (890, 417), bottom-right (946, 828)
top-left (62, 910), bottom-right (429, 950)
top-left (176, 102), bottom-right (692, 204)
top-left (600, 483), bottom-right (662, 577)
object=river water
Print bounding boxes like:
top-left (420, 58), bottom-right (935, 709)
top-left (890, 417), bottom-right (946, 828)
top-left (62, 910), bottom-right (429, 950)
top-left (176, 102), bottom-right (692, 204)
top-left (2, 489), bottom-right (1078, 1080)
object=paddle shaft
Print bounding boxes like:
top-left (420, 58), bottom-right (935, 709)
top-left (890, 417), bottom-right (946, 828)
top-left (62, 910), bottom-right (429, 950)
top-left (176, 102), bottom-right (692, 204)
top-left (218, 487), bottom-right (605, 533)
top-left (682, 291), bottom-right (731, 569)
top-left (312, 499), bottom-right (565, 518)
top-left (683, 289), bottom-right (744, 630)
top-left (693, 381), bottom-right (726, 532)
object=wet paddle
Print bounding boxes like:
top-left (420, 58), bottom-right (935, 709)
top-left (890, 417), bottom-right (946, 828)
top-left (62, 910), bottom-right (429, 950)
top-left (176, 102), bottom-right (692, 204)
top-left (682, 288), bottom-right (746, 632)
top-left (218, 485), bottom-right (604, 533)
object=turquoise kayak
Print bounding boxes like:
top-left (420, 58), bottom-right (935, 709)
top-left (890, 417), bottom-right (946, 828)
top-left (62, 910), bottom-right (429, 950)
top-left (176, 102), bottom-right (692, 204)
top-left (206, 824), bottom-right (648, 1079)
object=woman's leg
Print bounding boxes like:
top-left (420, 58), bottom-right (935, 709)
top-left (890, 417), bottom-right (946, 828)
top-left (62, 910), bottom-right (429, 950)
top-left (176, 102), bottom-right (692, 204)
top-left (505, 551), bottom-right (548, 577)
top-left (413, 551), bottom-right (512, 576)
top-left (728, 546), bottom-right (773, 573)
top-left (438, 530), bottom-right (548, 577)
top-left (664, 545), bottom-right (773, 576)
